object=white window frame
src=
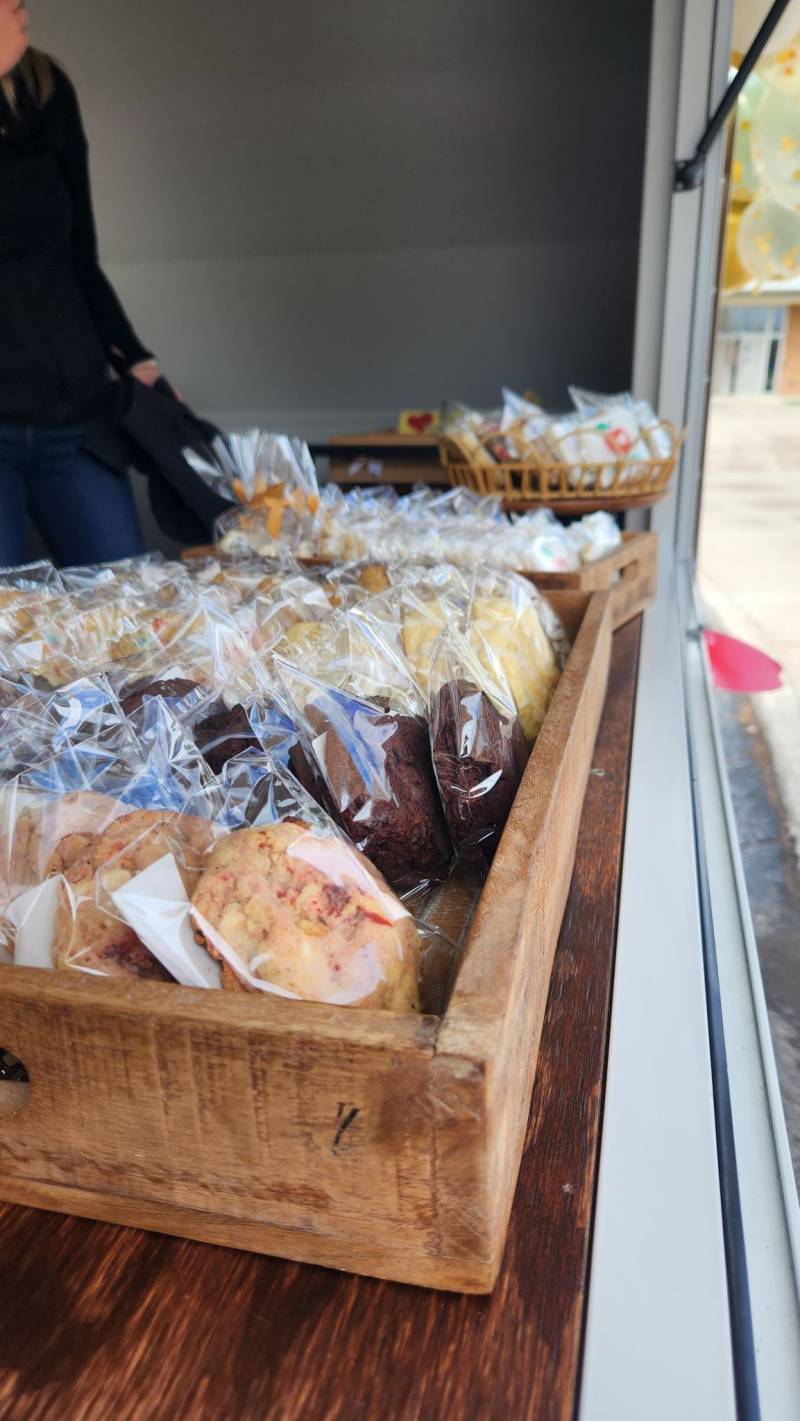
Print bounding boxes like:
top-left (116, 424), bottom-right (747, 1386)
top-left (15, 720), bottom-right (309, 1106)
top-left (579, 3), bottom-right (800, 1416)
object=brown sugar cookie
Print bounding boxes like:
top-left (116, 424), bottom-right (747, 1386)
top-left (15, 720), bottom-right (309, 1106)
top-left (191, 822), bottom-right (420, 1010)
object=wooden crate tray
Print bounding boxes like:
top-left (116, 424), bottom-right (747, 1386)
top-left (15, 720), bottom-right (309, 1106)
top-left (0, 591), bottom-right (611, 1293)
top-left (527, 530), bottom-right (657, 631)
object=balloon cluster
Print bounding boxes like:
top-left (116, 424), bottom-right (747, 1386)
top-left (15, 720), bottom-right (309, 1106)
top-left (724, 33), bottom-right (800, 290)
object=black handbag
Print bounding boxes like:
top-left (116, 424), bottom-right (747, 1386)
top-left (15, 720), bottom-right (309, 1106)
top-left (82, 378), bottom-right (232, 544)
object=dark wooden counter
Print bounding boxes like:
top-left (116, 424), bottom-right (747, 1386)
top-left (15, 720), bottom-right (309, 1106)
top-left (0, 620), bottom-right (640, 1421)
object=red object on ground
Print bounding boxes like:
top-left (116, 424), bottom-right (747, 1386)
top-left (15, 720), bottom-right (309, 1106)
top-left (704, 629), bottom-right (783, 692)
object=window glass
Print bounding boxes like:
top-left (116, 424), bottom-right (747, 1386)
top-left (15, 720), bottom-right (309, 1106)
top-left (697, 7), bottom-right (800, 1180)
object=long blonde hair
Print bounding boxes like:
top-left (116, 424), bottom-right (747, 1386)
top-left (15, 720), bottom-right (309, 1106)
top-left (1, 48), bottom-right (55, 114)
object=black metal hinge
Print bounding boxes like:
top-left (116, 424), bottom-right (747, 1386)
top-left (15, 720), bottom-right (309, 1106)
top-left (674, 0), bottom-right (794, 193)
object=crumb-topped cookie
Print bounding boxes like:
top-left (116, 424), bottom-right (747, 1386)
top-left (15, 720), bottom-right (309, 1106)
top-left (52, 874), bottom-right (173, 981)
top-left (49, 809), bottom-right (217, 980)
top-left (191, 821), bottom-right (420, 1010)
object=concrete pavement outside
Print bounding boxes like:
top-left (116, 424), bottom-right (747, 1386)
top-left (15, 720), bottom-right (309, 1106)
top-left (698, 394), bottom-right (800, 1178)
top-left (699, 396), bottom-right (800, 854)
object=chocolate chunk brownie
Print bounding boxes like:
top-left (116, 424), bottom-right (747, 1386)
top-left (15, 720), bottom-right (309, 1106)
top-left (308, 699), bottom-right (452, 889)
top-left (193, 702), bottom-right (261, 776)
top-left (120, 677), bottom-right (203, 717)
top-left (431, 678), bottom-right (528, 871)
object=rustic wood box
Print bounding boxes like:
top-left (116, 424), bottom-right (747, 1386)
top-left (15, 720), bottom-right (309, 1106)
top-left (528, 530), bottom-right (657, 631)
top-left (0, 592), bottom-right (611, 1294)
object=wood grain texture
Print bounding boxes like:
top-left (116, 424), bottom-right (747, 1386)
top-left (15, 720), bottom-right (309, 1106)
top-left (529, 530), bottom-right (658, 630)
top-left (0, 620), bottom-right (640, 1421)
top-left (0, 593), bottom-right (611, 1293)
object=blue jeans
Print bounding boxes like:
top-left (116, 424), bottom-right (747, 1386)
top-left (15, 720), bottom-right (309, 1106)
top-left (0, 422), bottom-right (145, 568)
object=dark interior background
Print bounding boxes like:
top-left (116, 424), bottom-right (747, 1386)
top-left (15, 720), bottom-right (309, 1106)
top-left (32, 0), bottom-right (653, 432)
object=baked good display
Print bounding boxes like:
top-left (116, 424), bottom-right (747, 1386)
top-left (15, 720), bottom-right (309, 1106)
top-left (306, 697), bottom-right (452, 889)
top-left (193, 702), bottom-right (262, 776)
top-left (0, 535), bottom-right (569, 1013)
top-left (191, 822), bottom-right (420, 1010)
top-left (120, 677), bottom-right (203, 717)
top-left (469, 596), bottom-right (560, 742)
top-left (50, 810), bottom-right (216, 980)
top-left (431, 678), bottom-right (528, 870)
top-left (52, 878), bottom-right (173, 981)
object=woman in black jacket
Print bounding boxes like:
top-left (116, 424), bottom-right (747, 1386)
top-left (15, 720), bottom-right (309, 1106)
top-left (0, 5), bottom-right (164, 567)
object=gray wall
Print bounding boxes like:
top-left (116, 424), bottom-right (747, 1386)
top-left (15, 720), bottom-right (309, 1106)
top-left (32, 0), bottom-right (652, 438)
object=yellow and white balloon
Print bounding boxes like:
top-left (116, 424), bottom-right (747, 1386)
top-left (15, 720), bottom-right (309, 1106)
top-left (732, 72), bottom-right (764, 204)
top-left (731, 31), bottom-right (800, 286)
top-left (759, 36), bottom-right (800, 98)
top-left (751, 85), bottom-right (800, 209)
top-left (737, 195), bottom-right (800, 280)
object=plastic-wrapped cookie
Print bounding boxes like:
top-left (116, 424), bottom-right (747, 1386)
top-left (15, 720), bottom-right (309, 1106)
top-left (52, 873), bottom-right (173, 981)
top-left (431, 677), bottom-right (528, 870)
top-left (45, 831), bottom-right (101, 882)
top-left (92, 810), bottom-right (216, 894)
top-left (308, 701), bottom-right (452, 890)
top-left (36, 792), bottom-right (135, 882)
top-left (48, 808), bottom-right (217, 982)
top-left (191, 821), bottom-right (421, 1010)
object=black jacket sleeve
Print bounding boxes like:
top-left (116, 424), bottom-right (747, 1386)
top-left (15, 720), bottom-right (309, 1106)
top-left (55, 70), bottom-right (154, 370)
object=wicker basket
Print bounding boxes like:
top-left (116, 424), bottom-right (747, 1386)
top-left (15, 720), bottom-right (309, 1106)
top-left (439, 421), bottom-right (684, 511)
